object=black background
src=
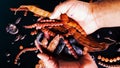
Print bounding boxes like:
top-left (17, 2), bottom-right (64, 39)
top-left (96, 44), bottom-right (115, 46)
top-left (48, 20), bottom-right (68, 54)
top-left (0, 0), bottom-right (120, 68)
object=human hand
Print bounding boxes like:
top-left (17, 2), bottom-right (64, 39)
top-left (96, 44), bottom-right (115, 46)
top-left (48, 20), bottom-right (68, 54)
top-left (36, 53), bottom-right (58, 68)
top-left (50, 1), bottom-right (100, 34)
top-left (36, 53), bottom-right (97, 68)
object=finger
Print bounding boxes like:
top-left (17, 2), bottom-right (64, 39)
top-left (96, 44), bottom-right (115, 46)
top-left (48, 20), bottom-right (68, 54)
top-left (37, 53), bottom-right (58, 68)
top-left (37, 53), bottom-right (52, 68)
top-left (50, 1), bottom-right (76, 19)
top-left (49, 7), bottom-right (61, 19)
top-left (37, 53), bottom-right (56, 64)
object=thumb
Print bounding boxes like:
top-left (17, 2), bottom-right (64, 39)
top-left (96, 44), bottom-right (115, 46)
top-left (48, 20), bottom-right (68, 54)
top-left (50, 1), bottom-right (76, 19)
top-left (49, 9), bottom-right (61, 19)
top-left (37, 53), bottom-right (58, 68)
top-left (37, 53), bottom-right (50, 61)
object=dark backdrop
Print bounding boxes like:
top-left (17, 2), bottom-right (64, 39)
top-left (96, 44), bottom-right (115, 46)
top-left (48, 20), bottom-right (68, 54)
top-left (0, 0), bottom-right (120, 68)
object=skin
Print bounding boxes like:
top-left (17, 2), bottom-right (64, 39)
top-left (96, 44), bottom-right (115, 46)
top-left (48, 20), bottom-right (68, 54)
top-left (37, 0), bottom-right (120, 68)
top-left (91, 0), bottom-right (120, 28)
top-left (50, 1), bottom-right (97, 34)
top-left (50, 0), bottom-right (120, 34)
top-left (37, 53), bottom-right (97, 68)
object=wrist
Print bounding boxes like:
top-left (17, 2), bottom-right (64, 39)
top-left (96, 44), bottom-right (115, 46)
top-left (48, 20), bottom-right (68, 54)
top-left (90, 1), bottom-right (120, 28)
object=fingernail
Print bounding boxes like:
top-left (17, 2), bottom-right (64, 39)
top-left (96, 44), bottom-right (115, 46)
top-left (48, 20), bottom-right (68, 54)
top-left (37, 53), bottom-right (41, 58)
top-left (37, 53), bottom-right (49, 61)
top-left (49, 13), bottom-right (56, 19)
